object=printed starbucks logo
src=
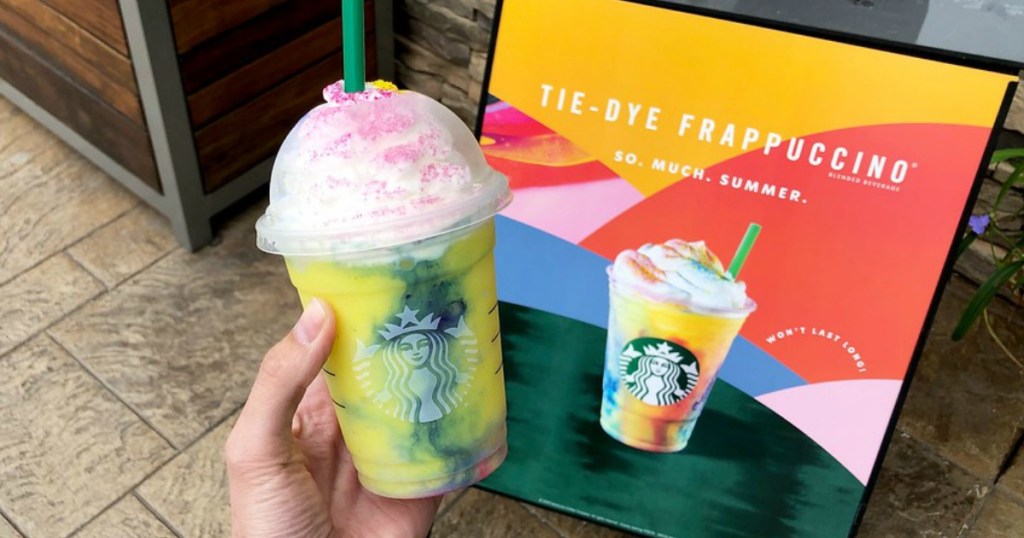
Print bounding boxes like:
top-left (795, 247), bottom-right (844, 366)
top-left (354, 306), bottom-right (477, 423)
top-left (620, 338), bottom-right (700, 406)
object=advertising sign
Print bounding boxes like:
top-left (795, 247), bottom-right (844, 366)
top-left (477, 0), bottom-right (1018, 536)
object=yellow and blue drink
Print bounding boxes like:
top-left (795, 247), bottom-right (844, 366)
top-left (286, 220), bottom-right (506, 497)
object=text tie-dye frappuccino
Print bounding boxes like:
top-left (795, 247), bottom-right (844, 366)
top-left (256, 81), bottom-right (512, 498)
top-left (602, 240), bottom-right (755, 452)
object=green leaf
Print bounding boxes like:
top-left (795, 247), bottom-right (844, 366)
top-left (993, 161), bottom-right (1024, 210)
top-left (952, 259), bottom-right (1024, 341)
top-left (990, 148), bottom-right (1024, 165)
top-left (956, 232), bottom-right (977, 259)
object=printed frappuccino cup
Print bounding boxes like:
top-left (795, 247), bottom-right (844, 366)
top-left (256, 81), bottom-right (512, 498)
top-left (601, 240), bottom-right (755, 452)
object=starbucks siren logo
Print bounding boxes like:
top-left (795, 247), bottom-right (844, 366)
top-left (354, 306), bottom-right (477, 423)
top-left (620, 338), bottom-right (700, 406)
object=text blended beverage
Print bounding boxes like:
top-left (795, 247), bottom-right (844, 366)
top-left (602, 240), bottom-right (755, 452)
top-left (256, 81), bottom-right (512, 498)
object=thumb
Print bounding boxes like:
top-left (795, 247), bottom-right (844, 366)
top-left (232, 299), bottom-right (336, 458)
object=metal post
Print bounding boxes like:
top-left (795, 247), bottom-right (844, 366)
top-left (119, 0), bottom-right (212, 251)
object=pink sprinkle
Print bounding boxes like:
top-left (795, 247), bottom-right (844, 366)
top-left (421, 162), bottom-right (468, 184)
top-left (326, 176), bottom-right (355, 190)
top-left (322, 80), bottom-right (397, 106)
top-left (421, 163), bottom-right (439, 183)
top-left (297, 107), bottom-right (350, 141)
top-left (414, 195), bottom-right (442, 207)
top-left (357, 110), bottom-right (416, 141)
top-left (379, 143), bottom-right (423, 165)
top-left (364, 180), bottom-right (386, 194)
top-left (361, 180), bottom-right (405, 201)
top-left (417, 129), bottom-right (449, 157)
top-left (296, 82), bottom-right (400, 143)
top-left (368, 205), bottom-right (408, 218)
top-left (319, 133), bottom-right (353, 159)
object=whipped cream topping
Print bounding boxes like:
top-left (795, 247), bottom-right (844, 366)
top-left (256, 81), bottom-right (510, 257)
top-left (611, 239), bottom-right (753, 312)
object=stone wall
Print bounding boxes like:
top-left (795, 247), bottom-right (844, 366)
top-left (1008, 84), bottom-right (1024, 135)
top-left (961, 159), bottom-right (1024, 294)
top-left (393, 0), bottom-right (497, 126)
top-left (960, 86), bottom-right (1024, 290)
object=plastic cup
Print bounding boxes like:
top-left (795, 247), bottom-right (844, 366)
top-left (600, 273), bottom-right (755, 452)
top-left (285, 219), bottom-right (506, 497)
top-left (256, 86), bottom-right (510, 498)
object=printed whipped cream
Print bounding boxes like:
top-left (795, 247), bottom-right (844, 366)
top-left (256, 80), bottom-right (510, 256)
top-left (611, 239), bottom-right (752, 312)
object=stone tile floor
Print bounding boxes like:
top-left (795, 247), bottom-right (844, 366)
top-left (1, 96), bottom-right (1022, 537)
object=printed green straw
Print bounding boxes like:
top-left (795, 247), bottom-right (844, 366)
top-left (728, 223), bottom-right (762, 280)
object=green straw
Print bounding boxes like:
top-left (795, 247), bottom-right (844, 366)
top-left (342, 0), bottom-right (366, 92)
top-left (727, 223), bottom-right (761, 280)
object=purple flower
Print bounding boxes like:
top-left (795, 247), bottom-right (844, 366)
top-left (968, 214), bottom-right (990, 235)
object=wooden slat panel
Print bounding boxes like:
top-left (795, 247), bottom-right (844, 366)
top-left (187, 18), bottom-right (342, 128)
top-left (0, 24), bottom-right (160, 190)
top-left (1, 0), bottom-right (135, 90)
top-left (195, 45), bottom-right (379, 193)
top-left (178, 0), bottom-right (339, 94)
top-left (0, 2), bottom-right (143, 124)
top-left (170, 0), bottom-right (287, 54)
top-left (38, 0), bottom-right (128, 57)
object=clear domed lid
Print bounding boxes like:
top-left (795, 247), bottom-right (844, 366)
top-left (256, 85), bottom-right (511, 257)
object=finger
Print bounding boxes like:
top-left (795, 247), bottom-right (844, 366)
top-left (294, 375), bottom-right (342, 457)
top-left (233, 299), bottom-right (336, 458)
top-left (293, 374), bottom-right (346, 501)
top-left (295, 371), bottom-right (338, 433)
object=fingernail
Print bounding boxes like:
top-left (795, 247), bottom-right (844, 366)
top-left (294, 299), bottom-right (326, 345)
